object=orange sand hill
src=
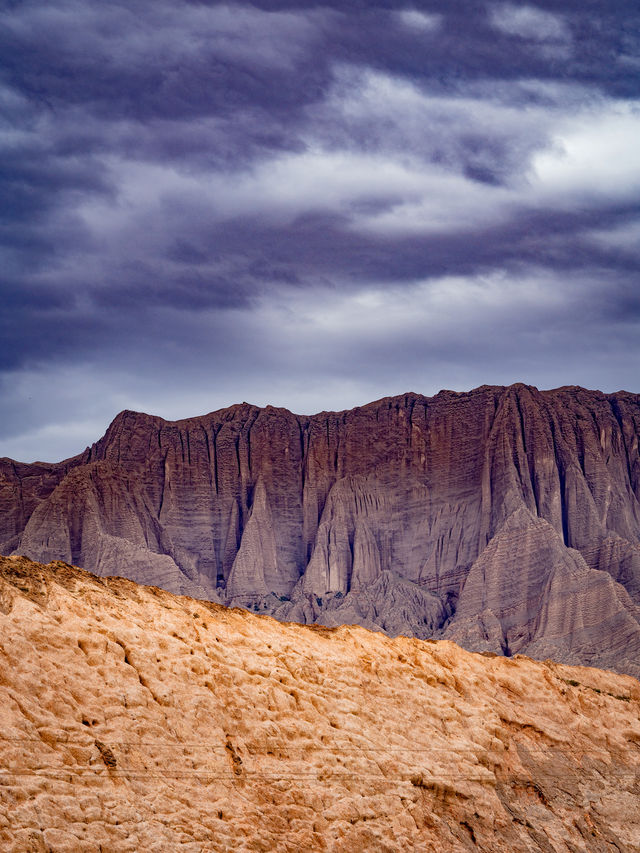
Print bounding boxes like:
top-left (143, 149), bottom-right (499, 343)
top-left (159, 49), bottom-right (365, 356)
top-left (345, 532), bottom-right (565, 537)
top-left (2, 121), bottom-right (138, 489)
top-left (1, 555), bottom-right (639, 852)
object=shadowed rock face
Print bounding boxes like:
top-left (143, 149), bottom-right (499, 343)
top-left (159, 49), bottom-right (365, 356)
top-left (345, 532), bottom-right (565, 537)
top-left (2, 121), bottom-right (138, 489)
top-left (1, 556), bottom-right (640, 853)
top-left (2, 383), bottom-right (640, 674)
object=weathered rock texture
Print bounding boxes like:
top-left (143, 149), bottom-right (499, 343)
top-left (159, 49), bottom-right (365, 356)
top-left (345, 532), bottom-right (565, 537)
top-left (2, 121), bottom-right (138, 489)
top-left (1, 556), bottom-right (639, 852)
top-left (0, 557), bottom-right (640, 853)
top-left (2, 384), bottom-right (640, 675)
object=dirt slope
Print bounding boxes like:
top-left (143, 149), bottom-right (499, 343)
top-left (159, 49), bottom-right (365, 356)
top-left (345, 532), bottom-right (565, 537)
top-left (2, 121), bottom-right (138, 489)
top-left (1, 555), bottom-right (639, 852)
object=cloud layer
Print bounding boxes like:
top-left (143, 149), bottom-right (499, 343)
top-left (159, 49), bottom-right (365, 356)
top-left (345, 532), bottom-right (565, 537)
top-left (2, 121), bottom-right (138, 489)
top-left (2, 0), bottom-right (639, 461)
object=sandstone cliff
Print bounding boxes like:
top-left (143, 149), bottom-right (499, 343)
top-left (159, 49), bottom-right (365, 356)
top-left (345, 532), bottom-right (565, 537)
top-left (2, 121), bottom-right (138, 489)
top-left (2, 384), bottom-right (640, 675)
top-left (1, 555), bottom-right (639, 852)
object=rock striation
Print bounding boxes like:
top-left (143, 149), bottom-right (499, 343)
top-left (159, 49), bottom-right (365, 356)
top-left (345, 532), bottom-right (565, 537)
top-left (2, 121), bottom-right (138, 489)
top-left (2, 383), bottom-right (640, 675)
top-left (1, 555), bottom-right (639, 852)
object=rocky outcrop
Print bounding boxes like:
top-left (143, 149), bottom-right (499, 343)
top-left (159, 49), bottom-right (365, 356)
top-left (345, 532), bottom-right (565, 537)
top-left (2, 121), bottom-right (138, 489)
top-left (0, 454), bottom-right (87, 555)
top-left (1, 555), bottom-right (640, 852)
top-left (443, 506), bottom-right (640, 676)
top-left (2, 384), bottom-right (640, 674)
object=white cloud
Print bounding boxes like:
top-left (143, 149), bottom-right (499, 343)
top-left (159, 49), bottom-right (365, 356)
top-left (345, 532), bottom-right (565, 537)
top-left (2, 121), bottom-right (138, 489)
top-left (74, 72), bottom-right (640, 258)
top-left (263, 270), bottom-right (568, 343)
top-left (588, 218), bottom-right (640, 252)
top-left (344, 172), bottom-right (512, 235)
top-left (397, 9), bottom-right (441, 32)
top-left (75, 146), bottom-right (513, 246)
top-left (489, 4), bottom-right (570, 42)
top-left (250, 268), bottom-right (640, 398)
top-left (312, 65), bottom-right (561, 180)
top-left (531, 101), bottom-right (640, 202)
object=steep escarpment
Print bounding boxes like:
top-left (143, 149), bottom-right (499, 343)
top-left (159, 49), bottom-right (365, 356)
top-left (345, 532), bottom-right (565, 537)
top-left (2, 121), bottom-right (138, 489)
top-left (1, 556), bottom-right (639, 852)
top-left (2, 384), bottom-right (640, 674)
top-left (0, 453), bottom-right (88, 556)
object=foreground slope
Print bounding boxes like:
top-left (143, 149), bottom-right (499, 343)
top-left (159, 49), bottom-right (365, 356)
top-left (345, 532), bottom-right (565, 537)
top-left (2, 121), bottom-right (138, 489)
top-left (1, 556), bottom-right (639, 852)
top-left (2, 383), bottom-right (640, 675)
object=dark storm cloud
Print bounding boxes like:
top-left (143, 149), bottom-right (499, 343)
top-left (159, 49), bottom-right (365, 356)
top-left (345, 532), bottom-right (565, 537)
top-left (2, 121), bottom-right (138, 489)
top-left (0, 2), bottom-right (330, 117)
top-left (1, 0), bottom-right (640, 460)
top-left (141, 201), bottom-right (640, 287)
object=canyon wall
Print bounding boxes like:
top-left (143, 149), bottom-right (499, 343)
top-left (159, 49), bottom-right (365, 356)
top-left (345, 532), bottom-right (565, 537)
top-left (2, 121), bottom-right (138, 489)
top-left (2, 384), bottom-right (640, 674)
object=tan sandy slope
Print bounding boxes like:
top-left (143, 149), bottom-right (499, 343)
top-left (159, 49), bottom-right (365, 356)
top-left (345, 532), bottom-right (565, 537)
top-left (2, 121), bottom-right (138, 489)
top-left (1, 555), bottom-right (639, 852)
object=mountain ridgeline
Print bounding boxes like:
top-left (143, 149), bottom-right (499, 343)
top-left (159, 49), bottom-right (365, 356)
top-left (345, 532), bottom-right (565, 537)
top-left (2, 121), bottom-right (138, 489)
top-left (2, 383), bottom-right (640, 675)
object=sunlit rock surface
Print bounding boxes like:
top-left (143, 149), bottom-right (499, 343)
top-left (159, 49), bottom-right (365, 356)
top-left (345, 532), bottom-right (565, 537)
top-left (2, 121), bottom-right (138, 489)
top-left (2, 383), bottom-right (640, 674)
top-left (1, 555), bottom-right (639, 852)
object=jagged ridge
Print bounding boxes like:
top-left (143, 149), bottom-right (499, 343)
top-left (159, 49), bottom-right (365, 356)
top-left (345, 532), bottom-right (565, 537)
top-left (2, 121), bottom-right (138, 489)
top-left (2, 383), bottom-right (640, 675)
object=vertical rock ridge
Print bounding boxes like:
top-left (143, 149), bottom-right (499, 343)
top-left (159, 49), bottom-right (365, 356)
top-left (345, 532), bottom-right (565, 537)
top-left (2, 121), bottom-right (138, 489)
top-left (4, 384), bottom-right (640, 674)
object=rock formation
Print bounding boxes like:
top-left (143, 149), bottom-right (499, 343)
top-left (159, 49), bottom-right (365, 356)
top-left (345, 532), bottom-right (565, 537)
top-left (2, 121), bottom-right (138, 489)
top-left (2, 383), bottom-right (640, 675)
top-left (1, 555), bottom-right (639, 852)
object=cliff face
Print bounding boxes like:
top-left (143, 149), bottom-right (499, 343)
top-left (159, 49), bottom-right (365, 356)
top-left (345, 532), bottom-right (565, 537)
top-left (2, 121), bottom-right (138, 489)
top-left (3, 384), bottom-right (640, 675)
top-left (1, 556), bottom-right (640, 853)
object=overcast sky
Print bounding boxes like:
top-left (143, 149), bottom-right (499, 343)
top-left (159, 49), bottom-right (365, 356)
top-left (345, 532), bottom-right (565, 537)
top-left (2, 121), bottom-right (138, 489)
top-left (2, 0), bottom-right (639, 462)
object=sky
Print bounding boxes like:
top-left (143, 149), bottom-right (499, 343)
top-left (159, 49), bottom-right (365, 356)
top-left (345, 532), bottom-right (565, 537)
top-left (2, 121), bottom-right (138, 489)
top-left (1, 0), bottom-right (639, 462)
